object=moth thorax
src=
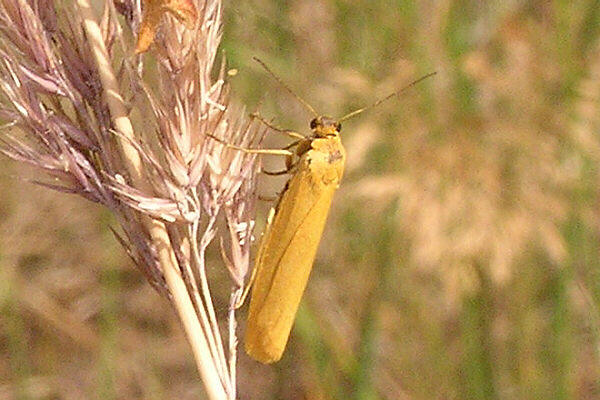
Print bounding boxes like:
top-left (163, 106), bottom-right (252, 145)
top-left (310, 116), bottom-right (341, 137)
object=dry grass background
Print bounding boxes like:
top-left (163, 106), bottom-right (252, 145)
top-left (2, 0), bottom-right (600, 399)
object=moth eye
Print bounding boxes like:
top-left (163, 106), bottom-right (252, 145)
top-left (336, 122), bottom-right (342, 132)
top-left (310, 118), bottom-right (317, 130)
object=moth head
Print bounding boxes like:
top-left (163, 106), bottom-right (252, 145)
top-left (310, 116), bottom-right (341, 137)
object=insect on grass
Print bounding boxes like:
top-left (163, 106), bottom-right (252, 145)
top-left (239, 58), bottom-right (435, 363)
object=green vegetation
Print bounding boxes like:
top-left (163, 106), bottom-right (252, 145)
top-left (2, 0), bottom-right (600, 399)
top-left (225, 1), bottom-right (600, 398)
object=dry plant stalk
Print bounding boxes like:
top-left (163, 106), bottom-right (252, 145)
top-left (0, 0), bottom-right (262, 398)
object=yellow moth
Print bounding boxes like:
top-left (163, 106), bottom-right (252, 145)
top-left (245, 115), bottom-right (345, 363)
top-left (243, 58), bottom-right (435, 363)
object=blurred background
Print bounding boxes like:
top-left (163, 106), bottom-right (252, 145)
top-left (2, 0), bottom-right (600, 399)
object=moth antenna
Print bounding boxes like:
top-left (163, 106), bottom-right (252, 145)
top-left (339, 71), bottom-right (437, 122)
top-left (253, 57), bottom-right (319, 117)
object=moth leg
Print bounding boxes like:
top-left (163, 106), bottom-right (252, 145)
top-left (282, 139), bottom-right (302, 150)
top-left (256, 139), bottom-right (302, 175)
top-left (258, 194), bottom-right (279, 202)
top-left (235, 208), bottom-right (275, 310)
top-left (250, 112), bottom-right (306, 140)
top-left (207, 134), bottom-right (294, 156)
top-left (235, 265), bottom-right (256, 308)
top-left (262, 169), bottom-right (290, 176)
top-left (235, 207), bottom-right (277, 309)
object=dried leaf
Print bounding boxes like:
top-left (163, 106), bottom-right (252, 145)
top-left (135, 0), bottom-right (197, 53)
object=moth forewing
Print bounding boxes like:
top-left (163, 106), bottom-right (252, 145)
top-left (245, 135), bottom-right (346, 363)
